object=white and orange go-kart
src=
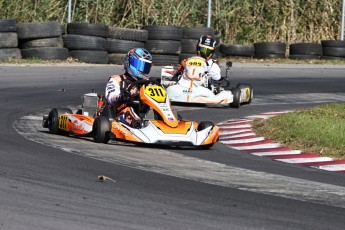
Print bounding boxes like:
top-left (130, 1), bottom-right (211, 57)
top-left (160, 56), bottom-right (253, 108)
top-left (42, 79), bottom-right (219, 148)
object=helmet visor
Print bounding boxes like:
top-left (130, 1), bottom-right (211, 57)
top-left (129, 56), bottom-right (152, 75)
top-left (198, 46), bottom-right (214, 58)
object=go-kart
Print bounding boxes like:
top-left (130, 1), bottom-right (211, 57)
top-left (160, 60), bottom-right (253, 108)
top-left (42, 79), bottom-right (219, 148)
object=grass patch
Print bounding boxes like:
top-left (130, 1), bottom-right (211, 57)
top-left (252, 103), bottom-right (345, 159)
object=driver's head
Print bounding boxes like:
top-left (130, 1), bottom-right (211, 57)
top-left (196, 35), bottom-right (216, 59)
top-left (124, 48), bottom-right (152, 80)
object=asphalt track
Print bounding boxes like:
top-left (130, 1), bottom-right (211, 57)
top-left (1, 63), bottom-right (345, 230)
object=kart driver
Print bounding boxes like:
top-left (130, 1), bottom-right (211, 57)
top-left (173, 35), bottom-right (221, 84)
top-left (105, 47), bottom-right (152, 128)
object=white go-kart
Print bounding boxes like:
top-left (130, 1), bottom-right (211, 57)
top-left (160, 57), bottom-right (253, 108)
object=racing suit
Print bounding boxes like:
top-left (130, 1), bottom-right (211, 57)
top-left (174, 58), bottom-right (221, 83)
top-left (105, 74), bottom-right (142, 127)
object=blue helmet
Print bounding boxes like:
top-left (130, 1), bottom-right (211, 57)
top-left (124, 48), bottom-right (152, 80)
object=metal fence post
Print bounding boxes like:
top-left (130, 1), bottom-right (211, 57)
top-left (207, 0), bottom-right (212, 27)
top-left (68, 0), bottom-right (72, 23)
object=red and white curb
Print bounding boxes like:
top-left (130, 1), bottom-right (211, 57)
top-left (218, 111), bottom-right (345, 174)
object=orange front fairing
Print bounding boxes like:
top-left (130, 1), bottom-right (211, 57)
top-left (151, 120), bottom-right (193, 134)
top-left (110, 121), bottom-right (143, 142)
top-left (59, 114), bottom-right (94, 135)
top-left (140, 85), bottom-right (178, 128)
top-left (201, 125), bottom-right (219, 145)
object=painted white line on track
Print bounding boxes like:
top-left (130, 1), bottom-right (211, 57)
top-left (277, 157), bottom-right (334, 164)
top-left (251, 150), bottom-right (302, 156)
top-left (223, 132), bottom-right (256, 138)
top-left (21, 115), bottom-right (42, 120)
top-left (220, 128), bottom-right (252, 135)
top-left (219, 124), bottom-right (252, 129)
top-left (316, 164), bottom-right (345, 171)
top-left (232, 143), bottom-right (281, 150)
top-left (221, 137), bottom-right (265, 144)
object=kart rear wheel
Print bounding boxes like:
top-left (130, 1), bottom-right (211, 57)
top-left (237, 83), bottom-right (253, 104)
top-left (230, 87), bottom-right (241, 108)
top-left (92, 116), bottom-right (111, 143)
top-left (197, 121), bottom-right (215, 149)
top-left (47, 108), bottom-right (72, 135)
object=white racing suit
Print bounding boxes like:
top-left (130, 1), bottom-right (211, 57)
top-left (166, 56), bottom-right (233, 105)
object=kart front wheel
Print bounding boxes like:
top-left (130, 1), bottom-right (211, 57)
top-left (47, 108), bottom-right (72, 135)
top-left (230, 87), bottom-right (241, 108)
top-left (92, 116), bottom-right (111, 143)
top-left (237, 83), bottom-right (253, 104)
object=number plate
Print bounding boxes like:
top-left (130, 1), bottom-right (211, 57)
top-left (145, 85), bottom-right (167, 103)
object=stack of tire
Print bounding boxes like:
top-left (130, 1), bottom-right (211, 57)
top-left (63, 23), bottom-right (108, 64)
top-left (143, 25), bottom-right (182, 66)
top-left (180, 27), bottom-right (217, 62)
top-left (220, 44), bottom-right (254, 58)
top-left (17, 21), bottom-right (68, 60)
top-left (0, 19), bottom-right (21, 61)
top-left (107, 27), bottom-right (148, 65)
top-left (288, 43), bottom-right (322, 60)
top-left (321, 40), bottom-right (345, 60)
top-left (254, 42), bottom-right (286, 59)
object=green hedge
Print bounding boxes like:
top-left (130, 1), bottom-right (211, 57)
top-left (0, 0), bottom-right (342, 44)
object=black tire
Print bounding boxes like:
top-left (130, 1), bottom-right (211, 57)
top-left (182, 27), bottom-right (215, 39)
top-left (0, 32), bottom-right (18, 48)
top-left (0, 19), bottom-right (17, 32)
top-left (108, 27), bottom-right (148, 42)
top-left (69, 50), bottom-right (108, 64)
top-left (254, 42), bottom-right (286, 54)
top-left (254, 53), bottom-right (286, 59)
top-left (197, 121), bottom-right (215, 149)
top-left (289, 43), bottom-right (322, 56)
top-left (220, 44), bottom-right (254, 57)
top-left (289, 54), bottom-right (321, 60)
top-left (17, 22), bottom-right (61, 39)
top-left (47, 108), bottom-right (72, 135)
top-left (179, 53), bottom-right (195, 62)
top-left (20, 37), bottom-right (63, 49)
top-left (21, 47), bottom-right (69, 60)
top-left (236, 83), bottom-right (253, 104)
top-left (63, 34), bottom-right (107, 50)
top-left (230, 87), bottom-right (241, 108)
top-left (321, 55), bottom-right (345, 60)
top-left (321, 40), bottom-right (345, 47)
top-left (107, 39), bottom-right (145, 53)
top-left (181, 39), bottom-right (198, 53)
top-left (143, 25), bottom-right (183, 41)
top-left (322, 47), bottom-right (345, 57)
top-left (67, 23), bottom-right (109, 38)
top-left (151, 54), bottom-right (179, 66)
top-left (145, 40), bottom-right (181, 55)
top-left (108, 53), bottom-right (126, 64)
top-left (0, 48), bottom-right (21, 60)
top-left (197, 121), bottom-right (214, 131)
top-left (92, 116), bottom-right (111, 143)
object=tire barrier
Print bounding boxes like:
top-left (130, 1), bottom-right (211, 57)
top-left (321, 40), bottom-right (345, 60)
top-left (289, 43), bottom-right (322, 60)
top-left (143, 25), bottom-right (182, 66)
top-left (108, 27), bottom-right (148, 65)
top-left (220, 44), bottom-right (254, 58)
top-left (66, 23), bottom-right (108, 64)
top-left (3, 18), bottom-right (345, 64)
top-left (17, 21), bottom-right (67, 60)
top-left (254, 42), bottom-right (287, 59)
top-left (0, 19), bottom-right (21, 60)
